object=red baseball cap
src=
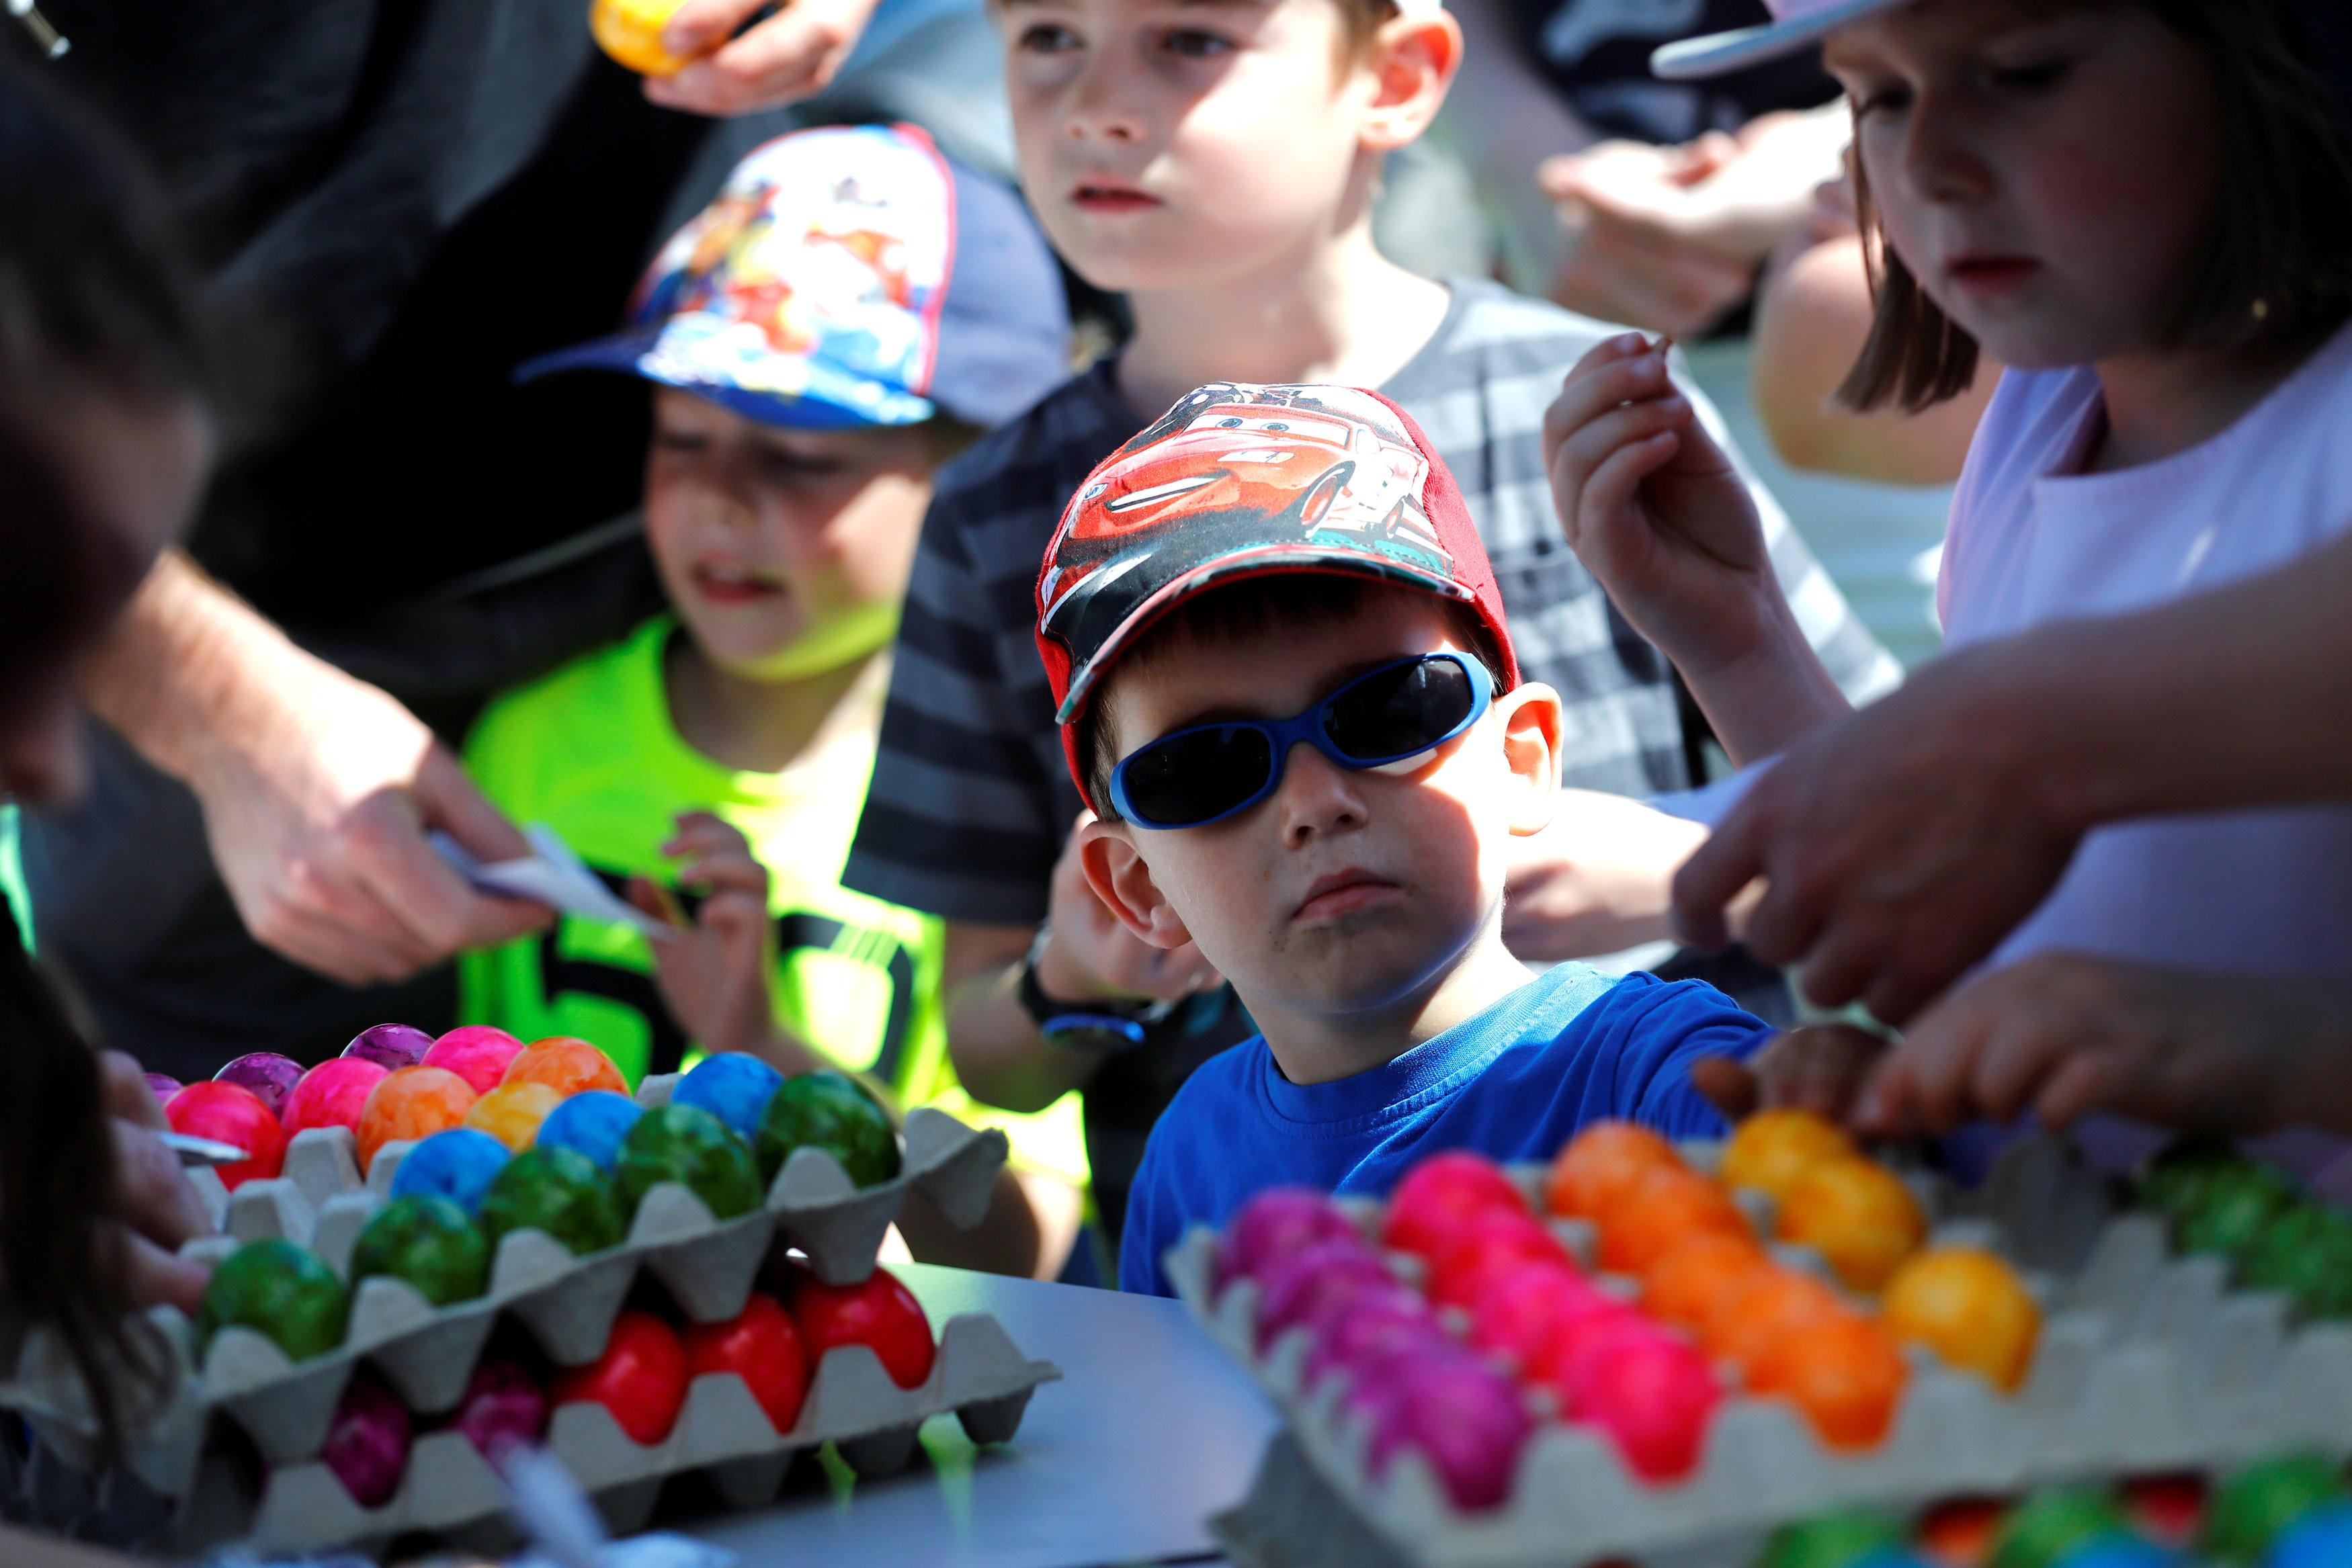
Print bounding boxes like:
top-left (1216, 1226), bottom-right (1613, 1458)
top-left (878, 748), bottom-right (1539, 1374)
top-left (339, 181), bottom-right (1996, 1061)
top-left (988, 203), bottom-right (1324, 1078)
top-left (1034, 382), bottom-right (1520, 808)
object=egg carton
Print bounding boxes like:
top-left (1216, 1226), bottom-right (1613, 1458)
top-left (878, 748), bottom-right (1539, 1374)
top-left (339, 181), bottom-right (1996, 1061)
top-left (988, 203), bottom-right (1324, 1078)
top-left (234, 1309), bottom-right (1061, 1557)
top-left (1169, 1135), bottom-right (2352, 1568)
top-left (1, 1093), bottom-right (1008, 1487)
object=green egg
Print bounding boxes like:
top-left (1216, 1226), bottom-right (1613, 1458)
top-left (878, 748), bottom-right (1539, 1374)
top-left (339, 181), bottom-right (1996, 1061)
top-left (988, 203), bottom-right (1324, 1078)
top-left (197, 1238), bottom-right (349, 1361)
top-left (351, 1193), bottom-right (491, 1306)
top-left (615, 1102), bottom-right (761, 1220)
top-left (2178, 1162), bottom-right (2299, 1267)
top-left (2243, 1201), bottom-right (2352, 1320)
top-left (480, 1143), bottom-right (627, 1256)
top-left (755, 1070), bottom-right (900, 1188)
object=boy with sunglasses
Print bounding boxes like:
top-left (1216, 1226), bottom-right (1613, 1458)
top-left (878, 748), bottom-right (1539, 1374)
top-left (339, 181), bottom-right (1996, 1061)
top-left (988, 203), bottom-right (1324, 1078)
top-left (1038, 384), bottom-right (1772, 1297)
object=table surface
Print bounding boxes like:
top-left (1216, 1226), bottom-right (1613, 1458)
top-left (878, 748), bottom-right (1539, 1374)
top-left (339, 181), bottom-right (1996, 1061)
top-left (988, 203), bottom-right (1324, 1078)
top-left (679, 1264), bottom-right (1278, 1568)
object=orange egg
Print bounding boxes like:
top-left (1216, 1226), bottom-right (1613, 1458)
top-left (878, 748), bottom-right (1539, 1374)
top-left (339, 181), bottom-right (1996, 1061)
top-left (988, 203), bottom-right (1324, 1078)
top-left (1700, 1266), bottom-right (1849, 1370)
top-left (1642, 1231), bottom-right (1773, 1331)
top-left (1882, 1247), bottom-right (2040, 1393)
top-left (464, 1080), bottom-right (565, 1153)
top-left (355, 1065), bottom-right (479, 1173)
top-left (1544, 1121), bottom-right (1679, 1220)
top-left (587, 0), bottom-right (697, 76)
top-left (1720, 1107), bottom-right (1856, 1201)
top-left (1597, 1166), bottom-right (1751, 1277)
top-left (503, 1037), bottom-right (628, 1100)
top-left (1745, 1311), bottom-right (1908, 1450)
top-left (1775, 1157), bottom-right (1928, 1293)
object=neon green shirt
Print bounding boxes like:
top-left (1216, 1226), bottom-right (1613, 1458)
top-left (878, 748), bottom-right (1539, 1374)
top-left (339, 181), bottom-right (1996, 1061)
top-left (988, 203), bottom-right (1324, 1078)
top-left (459, 616), bottom-right (1085, 1186)
top-left (1, 803), bottom-right (30, 951)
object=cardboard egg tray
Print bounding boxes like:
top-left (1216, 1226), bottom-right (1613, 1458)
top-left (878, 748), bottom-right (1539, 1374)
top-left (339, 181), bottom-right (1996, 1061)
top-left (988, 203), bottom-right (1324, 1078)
top-left (1, 1084), bottom-right (1024, 1509)
top-left (1169, 1135), bottom-right (2352, 1568)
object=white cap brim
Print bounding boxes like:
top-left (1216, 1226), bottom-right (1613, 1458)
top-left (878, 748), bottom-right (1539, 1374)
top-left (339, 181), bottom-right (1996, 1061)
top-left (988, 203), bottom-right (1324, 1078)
top-left (1650, 0), bottom-right (1905, 81)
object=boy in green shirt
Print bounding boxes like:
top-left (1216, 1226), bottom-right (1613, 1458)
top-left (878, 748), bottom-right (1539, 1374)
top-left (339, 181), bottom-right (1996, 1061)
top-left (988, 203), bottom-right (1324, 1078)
top-left (461, 123), bottom-right (1083, 1276)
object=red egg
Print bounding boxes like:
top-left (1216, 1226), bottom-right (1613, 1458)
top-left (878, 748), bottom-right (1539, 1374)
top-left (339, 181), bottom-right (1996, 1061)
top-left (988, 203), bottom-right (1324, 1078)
top-left (1255, 1237), bottom-right (1396, 1353)
top-left (167, 1080), bottom-right (288, 1188)
top-left (1525, 1291), bottom-right (1648, 1387)
top-left (552, 1309), bottom-right (689, 1446)
top-left (421, 1026), bottom-right (527, 1096)
top-left (683, 1291), bottom-right (810, 1434)
top-left (1216, 1188), bottom-right (1358, 1296)
top-left (1381, 1152), bottom-right (1528, 1260)
top-left (1427, 1213), bottom-right (1572, 1311)
top-left (1558, 1323), bottom-right (1722, 1481)
top-left (282, 1057), bottom-right (390, 1137)
top-left (784, 1261), bottom-right (937, 1390)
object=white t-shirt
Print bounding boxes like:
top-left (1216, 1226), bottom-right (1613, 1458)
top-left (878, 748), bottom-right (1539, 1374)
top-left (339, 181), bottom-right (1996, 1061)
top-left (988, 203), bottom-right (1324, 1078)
top-left (1938, 318), bottom-right (2352, 976)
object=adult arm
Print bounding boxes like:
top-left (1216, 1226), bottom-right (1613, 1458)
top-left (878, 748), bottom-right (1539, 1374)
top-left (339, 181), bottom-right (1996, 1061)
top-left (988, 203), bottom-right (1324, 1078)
top-left (1674, 527), bottom-right (2352, 1022)
top-left (79, 551), bottom-right (548, 986)
top-left (1428, 0), bottom-right (1599, 291)
top-left (644, 0), bottom-right (886, 116)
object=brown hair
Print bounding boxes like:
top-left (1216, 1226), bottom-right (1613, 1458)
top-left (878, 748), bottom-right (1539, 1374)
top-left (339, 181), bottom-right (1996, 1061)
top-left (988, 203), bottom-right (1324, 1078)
top-left (0, 52), bottom-right (210, 1454)
top-left (1076, 572), bottom-right (1503, 821)
top-left (1840, 0), bottom-right (2352, 412)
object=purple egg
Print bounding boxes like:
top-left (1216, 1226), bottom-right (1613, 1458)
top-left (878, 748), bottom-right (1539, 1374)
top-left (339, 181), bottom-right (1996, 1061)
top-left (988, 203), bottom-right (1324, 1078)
top-left (213, 1052), bottom-right (306, 1118)
top-left (1216, 1187), bottom-right (1359, 1297)
top-left (1304, 1289), bottom-right (1448, 1393)
top-left (342, 1022), bottom-right (435, 1071)
top-left (1255, 1237), bottom-right (1394, 1353)
top-left (450, 1357), bottom-right (548, 1465)
top-left (144, 1072), bottom-right (183, 1105)
top-left (320, 1370), bottom-right (413, 1509)
top-left (1366, 1357), bottom-right (1534, 1512)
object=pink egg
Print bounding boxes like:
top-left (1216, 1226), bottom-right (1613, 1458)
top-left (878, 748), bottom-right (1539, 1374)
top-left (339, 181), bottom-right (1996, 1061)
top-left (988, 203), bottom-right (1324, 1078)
top-left (1255, 1237), bottom-right (1395, 1353)
top-left (1216, 1188), bottom-right (1359, 1296)
top-left (1465, 1259), bottom-right (1602, 1367)
top-left (1380, 1151), bottom-right (1527, 1260)
top-left (1559, 1324), bottom-right (1721, 1482)
top-left (282, 1057), bottom-right (391, 1135)
top-left (342, 1022), bottom-right (434, 1071)
top-left (214, 1052), bottom-right (306, 1118)
top-left (165, 1081), bottom-right (288, 1188)
top-left (1304, 1290), bottom-right (1448, 1393)
top-left (1525, 1292), bottom-right (1648, 1387)
top-left (422, 1026), bottom-right (527, 1096)
top-left (1367, 1356), bottom-right (1534, 1512)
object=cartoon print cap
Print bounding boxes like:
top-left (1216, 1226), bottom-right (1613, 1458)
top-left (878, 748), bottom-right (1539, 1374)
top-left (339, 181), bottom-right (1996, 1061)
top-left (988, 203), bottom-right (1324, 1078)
top-left (1651, 0), bottom-right (1906, 81)
top-left (1035, 382), bottom-right (1520, 808)
top-left (518, 122), bottom-right (1068, 430)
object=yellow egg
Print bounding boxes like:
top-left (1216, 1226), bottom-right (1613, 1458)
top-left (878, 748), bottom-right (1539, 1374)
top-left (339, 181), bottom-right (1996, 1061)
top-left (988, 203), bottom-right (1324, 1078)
top-left (1775, 1156), bottom-right (1927, 1293)
top-left (1883, 1246), bottom-right (2041, 1392)
top-left (464, 1080), bottom-right (564, 1152)
top-left (1720, 1106), bottom-right (1855, 1201)
top-left (589, 0), bottom-right (697, 77)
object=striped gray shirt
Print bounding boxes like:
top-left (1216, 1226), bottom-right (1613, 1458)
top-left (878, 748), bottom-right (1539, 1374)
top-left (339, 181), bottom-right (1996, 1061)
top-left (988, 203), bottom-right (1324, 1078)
top-left (846, 277), bottom-right (1897, 924)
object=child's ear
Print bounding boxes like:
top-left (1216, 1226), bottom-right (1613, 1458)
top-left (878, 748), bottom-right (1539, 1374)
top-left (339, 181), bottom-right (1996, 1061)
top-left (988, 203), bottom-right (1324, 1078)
top-left (1076, 819), bottom-right (1198, 951)
top-left (1359, 10), bottom-right (1462, 152)
top-left (1495, 681), bottom-right (1563, 836)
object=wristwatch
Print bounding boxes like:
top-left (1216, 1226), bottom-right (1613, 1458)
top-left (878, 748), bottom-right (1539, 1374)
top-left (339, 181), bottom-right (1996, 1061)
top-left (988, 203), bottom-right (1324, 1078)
top-left (1018, 926), bottom-right (1174, 1055)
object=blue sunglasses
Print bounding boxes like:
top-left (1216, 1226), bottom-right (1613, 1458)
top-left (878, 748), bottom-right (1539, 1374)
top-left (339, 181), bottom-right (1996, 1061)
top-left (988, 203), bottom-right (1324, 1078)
top-left (1107, 652), bottom-right (1496, 830)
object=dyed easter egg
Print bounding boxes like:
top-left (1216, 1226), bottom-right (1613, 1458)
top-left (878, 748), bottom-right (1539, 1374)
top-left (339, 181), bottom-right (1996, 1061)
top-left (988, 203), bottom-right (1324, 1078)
top-left (552, 1309), bottom-right (689, 1446)
top-left (536, 1089), bottom-right (642, 1171)
top-left (616, 1103), bottom-right (761, 1221)
top-left (388, 1127), bottom-right (511, 1216)
top-left (1427, 1213), bottom-right (1572, 1311)
top-left (1560, 1321), bottom-right (1721, 1481)
top-left (214, 1052), bottom-right (306, 1119)
top-left (1255, 1237), bottom-right (1395, 1353)
top-left (480, 1144), bottom-right (627, 1256)
top-left (1746, 1312), bottom-right (1906, 1451)
top-left (351, 1194), bottom-right (490, 1307)
top-left (1366, 1356), bottom-right (1533, 1512)
top-left (421, 1025), bottom-right (526, 1096)
top-left (2244, 1201), bottom-right (2352, 1319)
top-left (1599, 1166), bottom-right (1751, 1278)
top-left (465, 1080), bottom-right (564, 1152)
top-left (198, 1238), bottom-right (348, 1360)
top-left (2269, 1503), bottom-right (2352, 1568)
top-left (282, 1057), bottom-right (390, 1136)
top-left (1642, 1230), bottom-right (1773, 1332)
top-left (1702, 1268), bottom-right (1851, 1371)
top-left (1381, 1151), bottom-right (1527, 1260)
top-left (1992, 1487), bottom-right (2137, 1568)
top-left (167, 1080), bottom-right (288, 1188)
top-left (684, 1292), bottom-right (810, 1434)
top-left (1777, 1158), bottom-right (1927, 1293)
top-left (503, 1036), bottom-right (627, 1099)
top-left (1757, 1510), bottom-right (1910, 1568)
top-left (343, 1022), bottom-right (435, 1071)
top-left (1721, 1107), bottom-right (1856, 1202)
top-left (673, 1051), bottom-right (786, 1142)
top-left (321, 1370), bottom-right (412, 1508)
top-left (1544, 1121), bottom-right (1679, 1221)
top-left (784, 1260), bottom-right (938, 1389)
top-left (1216, 1187), bottom-right (1359, 1297)
top-left (2201, 1454), bottom-right (2347, 1566)
top-left (449, 1356), bottom-right (549, 1464)
top-left (1883, 1246), bottom-right (2040, 1392)
top-left (589, 0), bottom-right (698, 77)
top-left (1464, 1258), bottom-right (1600, 1366)
top-left (755, 1070), bottom-right (899, 1187)
top-left (1304, 1290), bottom-right (1447, 1392)
top-left (355, 1066), bottom-right (478, 1174)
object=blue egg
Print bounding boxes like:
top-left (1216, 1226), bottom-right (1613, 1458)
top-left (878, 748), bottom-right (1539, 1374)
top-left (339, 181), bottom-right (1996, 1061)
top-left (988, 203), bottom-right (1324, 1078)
top-left (2269, 1504), bottom-right (2352, 1568)
top-left (536, 1089), bottom-right (644, 1171)
top-left (388, 1127), bottom-right (511, 1216)
top-left (2058, 1536), bottom-right (2177, 1568)
top-left (672, 1053), bottom-right (786, 1141)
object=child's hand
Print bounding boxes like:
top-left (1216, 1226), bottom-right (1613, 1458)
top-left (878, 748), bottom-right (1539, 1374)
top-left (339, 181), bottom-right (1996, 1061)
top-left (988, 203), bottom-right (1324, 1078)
top-left (1036, 812), bottom-right (1221, 1005)
top-left (629, 812), bottom-right (819, 1075)
top-left (1853, 953), bottom-right (2352, 1139)
top-left (1689, 1024), bottom-right (1888, 1125)
top-left (1541, 335), bottom-right (1778, 680)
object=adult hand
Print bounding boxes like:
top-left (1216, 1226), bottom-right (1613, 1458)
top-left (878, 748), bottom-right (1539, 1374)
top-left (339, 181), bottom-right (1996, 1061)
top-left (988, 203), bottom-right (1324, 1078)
top-left (185, 654), bottom-right (551, 986)
top-left (1034, 812), bottom-right (1221, 1004)
top-left (99, 1052), bottom-right (212, 1314)
top-left (1688, 1024), bottom-right (1888, 1125)
top-left (1671, 640), bottom-right (2083, 1024)
top-left (1501, 788), bottom-right (1709, 962)
top-left (1853, 953), bottom-right (2352, 1139)
top-left (642, 0), bottom-right (884, 116)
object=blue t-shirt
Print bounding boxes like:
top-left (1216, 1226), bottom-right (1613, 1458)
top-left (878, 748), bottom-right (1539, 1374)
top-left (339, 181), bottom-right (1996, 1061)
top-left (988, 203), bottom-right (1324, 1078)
top-left (1120, 963), bottom-right (1769, 1295)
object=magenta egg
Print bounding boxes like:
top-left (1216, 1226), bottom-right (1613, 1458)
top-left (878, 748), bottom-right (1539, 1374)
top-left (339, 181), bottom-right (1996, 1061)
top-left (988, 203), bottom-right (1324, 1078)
top-left (320, 1370), bottom-right (413, 1508)
top-left (449, 1356), bottom-right (548, 1464)
top-left (421, 1025), bottom-right (527, 1096)
top-left (1304, 1289), bottom-right (1448, 1393)
top-left (144, 1072), bottom-right (183, 1104)
top-left (1367, 1356), bottom-right (1534, 1512)
top-left (282, 1057), bottom-right (391, 1135)
top-left (1255, 1237), bottom-right (1395, 1353)
top-left (1215, 1188), bottom-right (1359, 1295)
top-left (342, 1022), bottom-right (435, 1071)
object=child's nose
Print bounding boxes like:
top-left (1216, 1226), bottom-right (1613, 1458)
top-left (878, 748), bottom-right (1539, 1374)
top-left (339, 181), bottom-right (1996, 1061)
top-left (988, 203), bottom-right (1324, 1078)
top-left (1894, 94), bottom-right (1994, 208)
top-left (1065, 48), bottom-right (1143, 144)
top-left (1275, 740), bottom-right (1368, 846)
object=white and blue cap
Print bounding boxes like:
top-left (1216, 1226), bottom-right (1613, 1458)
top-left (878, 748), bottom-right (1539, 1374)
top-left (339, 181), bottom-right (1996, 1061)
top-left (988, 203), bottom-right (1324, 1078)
top-left (519, 122), bottom-right (1068, 429)
top-left (1652, 0), bottom-right (1908, 81)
